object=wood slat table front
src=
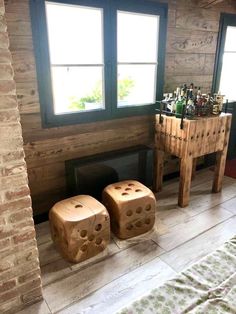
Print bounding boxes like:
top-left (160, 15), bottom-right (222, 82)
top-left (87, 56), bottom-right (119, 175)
top-left (154, 113), bottom-right (232, 207)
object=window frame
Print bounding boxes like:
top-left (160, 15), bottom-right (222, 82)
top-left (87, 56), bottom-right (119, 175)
top-left (30, 0), bottom-right (168, 127)
top-left (212, 13), bottom-right (236, 96)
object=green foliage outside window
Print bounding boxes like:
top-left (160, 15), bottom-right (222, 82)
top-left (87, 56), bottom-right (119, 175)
top-left (68, 77), bottom-right (134, 110)
top-left (118, 77), bottom-right (134, 100)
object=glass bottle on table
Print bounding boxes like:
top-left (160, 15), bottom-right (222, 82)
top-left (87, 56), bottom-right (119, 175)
top-left (186, 90), bottom-right (195, 117)
top-left (175, 95), bottom-right (184, 118)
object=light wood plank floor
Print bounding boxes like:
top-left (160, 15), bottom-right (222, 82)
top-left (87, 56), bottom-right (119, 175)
top-left (18, 169), bottom-right (236, 314)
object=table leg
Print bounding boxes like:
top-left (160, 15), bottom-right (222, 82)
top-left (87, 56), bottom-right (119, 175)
top-left (212, 150), bottom-right (227, 193)
top-left (192, 157), bottom-right (198, 180)
top-left (153, 149), bottom-right (164, 192)
top-left (212, 114), bottom-right (231, 193)
top-left (178, 156), bottom-right (193, 207)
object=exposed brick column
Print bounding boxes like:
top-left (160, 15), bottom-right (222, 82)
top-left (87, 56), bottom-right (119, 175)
top-left (0, 0), bottom-right (42, 312)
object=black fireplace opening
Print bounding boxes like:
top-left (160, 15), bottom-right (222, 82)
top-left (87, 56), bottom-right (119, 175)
top-left (65, 145), bottom-right (153, 201)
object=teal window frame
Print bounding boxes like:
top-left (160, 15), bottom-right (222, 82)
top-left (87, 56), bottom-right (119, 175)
top-left (30, 0), bottom-right (168, 127)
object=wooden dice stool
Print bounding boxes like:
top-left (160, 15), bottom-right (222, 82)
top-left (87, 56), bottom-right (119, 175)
top-left (154, 113), bottom-right (232, 207)
top-left (102, 180), bottom-right (156, 239)
top-left (49, 195), bottom-right (110, 263)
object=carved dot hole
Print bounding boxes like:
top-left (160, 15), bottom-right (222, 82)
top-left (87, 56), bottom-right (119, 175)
top-left (88, 234), bottom-right (95, 241)
top-left (95, 238), bottom-right (102, 245)
top-left (80, 230), bottom-right (87, 238)
top-left (213, 131), bottom-right (216, 135)
top-left (95, 224), bottom-right (102, 232)
top-left (197, 134), bottom-right (199, 139)
top-left (128, 183), bottom-right (135, 187)
top-left (191, 136), bottom-right (194, 140)
top-left (145, 204), bottom-right (152, 211)
top-left (189, 152), bottom-right (192, 156)
top-left (80, 244), bottom-right (87, 252)
top-left (222, 129), bottom-right (225, 133)
top-left (122, 192), bottom-right (129, 196)
top-left (126, 210), bottom-right (133, 217)
top-left (218, 130), bottom-right (221, 134)
top-left (135, 189), bottom-right (142, 193)
top-left (115, 186), bottom-right (121, 190)
top-left (201, 133), bottom-right (204, 138)
top-left (126, 223), bottom-right (133, 231)
top-left (75, 204), bottom-right (83, 208)
top-left (145, 218), bottom-right (151, 225)
top-left (135, 221), bottom-right (142, 228)
top-left (136, 207), bottom-right (142, 214)
top-left (125, 188), bottom-right (132, 191)
top-left (207, 132), bottom-right (209, 136)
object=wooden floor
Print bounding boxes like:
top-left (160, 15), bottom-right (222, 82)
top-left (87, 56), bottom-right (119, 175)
top-left (19, 169), bottom-right (236, 314)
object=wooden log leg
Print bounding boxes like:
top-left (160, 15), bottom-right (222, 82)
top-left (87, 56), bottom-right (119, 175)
top-left (192, 157), bottom-right (198, 180)
top-left (178, 157), bottom-right (193, 207)
top-left (212, 115), bottom-right (232, 193)
top-left (153, 149), bottom-right (164, 192)
top-left (212, 150), bottom-right (227, 193)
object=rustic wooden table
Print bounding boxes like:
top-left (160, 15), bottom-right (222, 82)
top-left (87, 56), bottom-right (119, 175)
top-left (154, 113), bottom-right (232, 207)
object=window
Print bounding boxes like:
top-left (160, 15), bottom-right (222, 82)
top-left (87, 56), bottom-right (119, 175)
top-left (213, 13), bottom-right (236, 102)
top-left (30, 0), bottom-right (167, 127)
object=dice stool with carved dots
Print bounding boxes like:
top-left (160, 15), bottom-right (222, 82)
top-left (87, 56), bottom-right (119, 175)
top-left (49, 195), bottom-right (110, 263)
top-left (102, 180), bottom-right (156, 239)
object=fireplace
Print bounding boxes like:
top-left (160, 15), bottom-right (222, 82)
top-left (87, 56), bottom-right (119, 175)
top-left (65, 145), bottom-right (153, 201)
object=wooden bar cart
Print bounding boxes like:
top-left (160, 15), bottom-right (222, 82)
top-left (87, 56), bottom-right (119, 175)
top-left (154, 113), bottom-right (232, 207)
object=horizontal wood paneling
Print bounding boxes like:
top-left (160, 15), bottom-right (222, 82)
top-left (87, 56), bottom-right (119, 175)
top-left (4, 0), bottom-right (236, 215)
top-left (21, 114), bottom-right (154, 143)
top-left (176, 8), bottom-right (220, 32)
top-left (165, 53), bottom-right (206, 75)
top-left (167, 28), bottom-right (218, 54)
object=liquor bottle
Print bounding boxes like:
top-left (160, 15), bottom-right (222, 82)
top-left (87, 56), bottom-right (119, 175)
top-left (176, 87), bottom-right (181, 97)
top-left (195, 94), bottom-right (201, 117)
top-left (183, 84), bottom-right (188, 97)
top-left (189, 83), bottom-right (194, 99)
top-left (186, 90), bottom-right (195, 117)
top-left (205, 94), bottom-right (212, 116)
top-left (175, 95), bottom-right (184, 118)
top-left (197, 86), bottom-right (201, 96)
top-left (181, 84), bottom-right (187, 97)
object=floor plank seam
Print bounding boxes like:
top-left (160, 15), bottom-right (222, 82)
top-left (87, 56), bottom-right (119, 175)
top-left (154, 215), bottom-right (235, 254)
top-left (44, 298), bottom-right (53, 314)
top-left (179, 201), bottom-right (236, 220)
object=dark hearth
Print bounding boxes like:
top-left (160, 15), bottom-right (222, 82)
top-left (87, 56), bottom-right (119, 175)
top-left (65, 145), bottom-right (153, 201)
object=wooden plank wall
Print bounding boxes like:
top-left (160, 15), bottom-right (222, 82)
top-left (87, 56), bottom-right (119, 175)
top-left (4, 0), bottom-right (236, 216)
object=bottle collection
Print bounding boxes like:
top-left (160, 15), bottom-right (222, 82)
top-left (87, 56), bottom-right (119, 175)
top-left (162, 83), bottom-right (224, 119)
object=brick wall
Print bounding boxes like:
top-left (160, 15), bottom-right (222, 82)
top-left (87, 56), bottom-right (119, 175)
top-left (0, 0), bottom-right (42, 312)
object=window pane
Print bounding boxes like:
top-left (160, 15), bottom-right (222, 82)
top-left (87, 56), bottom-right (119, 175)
top-left (117, 65), bottom-right (156, 107)
top-left (45, 2), bottom-right (103, 64)
top-left (118, 11), bottom-right (159, 63)
top-left (224, 26), bottom-right (236, 52)
top-left (51, 66), bottom-right (104, 114)
top-left (219, 52), bottom-right (236, 101)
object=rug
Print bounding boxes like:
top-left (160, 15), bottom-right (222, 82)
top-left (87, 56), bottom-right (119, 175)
top-left (117, 236), bottom-right (236, 314)
top-left (225, 159), bottom-right (236, 179)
